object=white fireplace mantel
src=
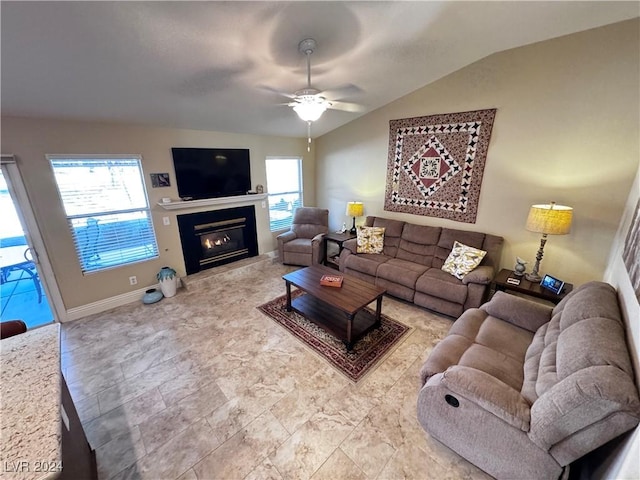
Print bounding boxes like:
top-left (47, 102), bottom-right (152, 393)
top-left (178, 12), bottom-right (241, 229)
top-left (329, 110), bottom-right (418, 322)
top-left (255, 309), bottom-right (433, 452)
top-left (157, 193), bottom-right (268, 211)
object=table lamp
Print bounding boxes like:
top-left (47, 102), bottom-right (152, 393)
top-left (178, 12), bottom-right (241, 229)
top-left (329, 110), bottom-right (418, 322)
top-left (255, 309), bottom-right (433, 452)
top-left (346, 201), bottom-right (364, 234)
top-left (524, 202), bottom-right (573, 282)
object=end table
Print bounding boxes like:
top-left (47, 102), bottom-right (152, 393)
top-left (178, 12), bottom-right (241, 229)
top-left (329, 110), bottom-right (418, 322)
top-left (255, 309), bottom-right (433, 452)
top-left (323, 231), bottom-right (357, 269)
top-left (493, 268), bottom-right (573, 305)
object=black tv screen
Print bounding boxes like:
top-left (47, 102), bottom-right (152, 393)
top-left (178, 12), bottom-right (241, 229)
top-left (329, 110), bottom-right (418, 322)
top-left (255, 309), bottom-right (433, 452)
top-left (171, 148), bottom-right (251, 200)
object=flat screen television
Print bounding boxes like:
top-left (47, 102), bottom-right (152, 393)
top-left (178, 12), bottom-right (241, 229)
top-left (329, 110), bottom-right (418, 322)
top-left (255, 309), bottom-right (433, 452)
top-left (171, 148), bottom-right (251, 200)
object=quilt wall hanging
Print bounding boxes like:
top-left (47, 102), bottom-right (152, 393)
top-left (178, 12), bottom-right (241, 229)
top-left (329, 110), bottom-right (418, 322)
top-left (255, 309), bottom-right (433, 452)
top-left (384, 109), bottom-right (496, 223)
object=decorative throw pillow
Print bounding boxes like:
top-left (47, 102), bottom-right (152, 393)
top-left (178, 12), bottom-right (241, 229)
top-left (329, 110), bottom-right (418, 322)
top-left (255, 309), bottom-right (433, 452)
top-left (356, 226), bottom-right (386, 254)
top-left (441, 241), bottom-right (487, 280)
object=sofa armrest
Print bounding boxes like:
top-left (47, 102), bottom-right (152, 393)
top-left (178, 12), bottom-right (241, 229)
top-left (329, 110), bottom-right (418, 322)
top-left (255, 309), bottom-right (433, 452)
top-left (276, 231), bottom-right (297, 262)
top-left (311, 232), bottom-right (325, 244)
top-left (529, 367), bottom-right (640, 453)
top-left (342, 238), bottom-right (358, 253)
top-left (276, 231), bottom-right (297, 244)
top-left (437, 365), bottom-right (531, 431)
top-left (481, 291), bottom-right (553, 332)
top-left (462, 265), bottom-right (494, 285)
top-left (311, 233), bottom-right (326, 265)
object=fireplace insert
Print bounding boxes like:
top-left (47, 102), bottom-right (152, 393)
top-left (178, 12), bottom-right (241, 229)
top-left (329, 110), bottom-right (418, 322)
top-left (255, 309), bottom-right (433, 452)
top-left (177, 206), bottom-right (258, 274)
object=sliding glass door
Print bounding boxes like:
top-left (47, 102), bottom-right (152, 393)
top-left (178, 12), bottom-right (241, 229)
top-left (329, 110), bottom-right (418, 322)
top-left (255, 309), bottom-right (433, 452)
top-left (0, 158), bottom-right (56, 328)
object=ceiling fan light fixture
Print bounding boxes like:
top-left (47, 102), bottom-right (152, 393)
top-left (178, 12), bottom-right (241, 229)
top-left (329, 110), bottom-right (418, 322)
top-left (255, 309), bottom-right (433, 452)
top-left (292, 97), bottom-right (329, 122)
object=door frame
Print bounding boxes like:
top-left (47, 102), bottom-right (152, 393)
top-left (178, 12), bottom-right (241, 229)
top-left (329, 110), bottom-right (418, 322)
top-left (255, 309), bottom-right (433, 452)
top-left (1, 154), bottom-right (67, 322)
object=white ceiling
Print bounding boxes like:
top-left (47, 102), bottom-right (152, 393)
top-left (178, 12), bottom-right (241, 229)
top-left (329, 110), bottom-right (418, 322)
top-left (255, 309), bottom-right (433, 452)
top-left (1, 1), bottom-right (638, 139)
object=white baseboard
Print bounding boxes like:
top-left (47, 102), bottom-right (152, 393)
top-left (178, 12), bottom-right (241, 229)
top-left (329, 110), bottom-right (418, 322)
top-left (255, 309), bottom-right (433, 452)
top-left (64, 284), bottom-right (162, 322)
top-left (62, 254), bottom-right (277, 322)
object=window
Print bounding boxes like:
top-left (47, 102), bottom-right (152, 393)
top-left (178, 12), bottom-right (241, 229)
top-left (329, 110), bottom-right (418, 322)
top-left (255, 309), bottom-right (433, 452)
top-left (265, 157), bottom-right (303, 231)
top-left (49, 155), bottom-right (159, 273)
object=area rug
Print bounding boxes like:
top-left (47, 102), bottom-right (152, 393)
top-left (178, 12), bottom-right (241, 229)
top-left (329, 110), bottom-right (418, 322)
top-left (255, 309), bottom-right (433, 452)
top-left (384, 108), bottom-right (496, 223)
top-left (257, 291), bottom-right (411, 382)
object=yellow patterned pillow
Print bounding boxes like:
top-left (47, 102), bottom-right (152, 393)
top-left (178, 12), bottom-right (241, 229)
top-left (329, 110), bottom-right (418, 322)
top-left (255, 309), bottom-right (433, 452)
top-left (356, 226), bottom-right (386, 254)
top-left (441, 241), bottom-right (487, 280)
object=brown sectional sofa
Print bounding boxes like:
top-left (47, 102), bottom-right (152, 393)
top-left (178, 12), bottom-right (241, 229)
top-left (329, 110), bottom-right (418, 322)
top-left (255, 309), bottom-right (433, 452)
top-left (338, 216), bottom-right (504, 317)
top-left (418, 281), bottom-right (640, 479)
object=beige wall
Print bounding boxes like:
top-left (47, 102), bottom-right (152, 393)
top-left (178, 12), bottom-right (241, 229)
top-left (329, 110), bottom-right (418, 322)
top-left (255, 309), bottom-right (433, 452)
top-left (0, 117), bottom-right (313, 308)
top-left (316, 19), bottom-right (639, 287)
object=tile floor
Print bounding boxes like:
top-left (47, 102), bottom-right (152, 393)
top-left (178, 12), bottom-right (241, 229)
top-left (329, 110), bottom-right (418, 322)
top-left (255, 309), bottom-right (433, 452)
top-left (61, 257), bottom-right (492, 480)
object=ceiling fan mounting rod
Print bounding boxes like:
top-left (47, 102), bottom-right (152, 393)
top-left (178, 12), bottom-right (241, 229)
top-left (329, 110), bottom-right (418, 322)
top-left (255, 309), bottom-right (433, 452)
top-left (298, 38), bottom-right (316, 89)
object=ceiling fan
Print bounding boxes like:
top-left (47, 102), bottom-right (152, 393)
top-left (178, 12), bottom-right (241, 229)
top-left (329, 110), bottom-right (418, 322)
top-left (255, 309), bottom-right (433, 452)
top-left (284, 38), bottom-right (362, 150)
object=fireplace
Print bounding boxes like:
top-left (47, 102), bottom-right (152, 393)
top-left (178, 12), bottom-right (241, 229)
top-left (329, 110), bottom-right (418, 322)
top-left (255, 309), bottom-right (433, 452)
top-left (177, 206), bottom-right (258, 275)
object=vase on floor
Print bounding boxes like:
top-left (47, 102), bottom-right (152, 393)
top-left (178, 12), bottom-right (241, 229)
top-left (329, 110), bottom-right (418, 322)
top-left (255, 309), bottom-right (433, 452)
top-left (157, 266), bottom-right (177, 297)
top-left (142, 288), bottom-right (163, 304)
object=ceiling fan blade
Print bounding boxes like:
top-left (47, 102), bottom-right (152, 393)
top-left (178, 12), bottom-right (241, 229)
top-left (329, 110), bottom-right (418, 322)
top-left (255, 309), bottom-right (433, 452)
top-left (257, 85), bottom-right (297, 100)
top-left (318, 83), bottom-right (364, 100)
top-left (328, 100), bottom-right (366, 113)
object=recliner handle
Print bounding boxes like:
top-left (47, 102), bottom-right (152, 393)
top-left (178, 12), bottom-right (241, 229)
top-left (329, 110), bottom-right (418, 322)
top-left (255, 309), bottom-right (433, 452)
top-left (445, 394), bottom-right (460, 408)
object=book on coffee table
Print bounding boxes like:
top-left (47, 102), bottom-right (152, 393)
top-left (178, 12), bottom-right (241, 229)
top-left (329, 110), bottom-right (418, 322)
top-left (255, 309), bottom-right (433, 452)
top-left (320, 274), bottom-right (343, 287)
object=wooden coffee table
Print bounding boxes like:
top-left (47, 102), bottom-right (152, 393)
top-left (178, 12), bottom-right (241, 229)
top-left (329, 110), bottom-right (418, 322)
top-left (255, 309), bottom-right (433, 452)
top-left (282, 265), bottom-right (386, 351)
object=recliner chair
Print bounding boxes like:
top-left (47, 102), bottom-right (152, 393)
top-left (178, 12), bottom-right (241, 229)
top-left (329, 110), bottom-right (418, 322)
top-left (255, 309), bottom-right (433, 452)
top-left (277, 207), bottom-right (329, 266)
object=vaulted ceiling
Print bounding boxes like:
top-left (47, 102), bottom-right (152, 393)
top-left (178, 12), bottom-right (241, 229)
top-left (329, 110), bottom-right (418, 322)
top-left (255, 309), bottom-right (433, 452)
top-left (2, 1), bottom-right (638, 139)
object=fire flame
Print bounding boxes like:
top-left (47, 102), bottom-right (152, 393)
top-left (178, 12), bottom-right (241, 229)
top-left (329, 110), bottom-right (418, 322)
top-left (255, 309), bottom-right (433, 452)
top-left (204, 235), bottom-right (231, 249)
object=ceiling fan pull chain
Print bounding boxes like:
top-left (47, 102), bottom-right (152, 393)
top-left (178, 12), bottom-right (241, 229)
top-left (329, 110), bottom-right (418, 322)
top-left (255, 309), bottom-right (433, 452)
top-left (307, 121), bottom-right (312, 152)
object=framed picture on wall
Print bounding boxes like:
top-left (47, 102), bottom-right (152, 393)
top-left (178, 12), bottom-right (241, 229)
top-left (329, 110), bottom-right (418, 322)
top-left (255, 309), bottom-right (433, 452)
top-left (150, 173), bottom-right (170, 188)
top-left (622, 198), bottom-right (640, 302)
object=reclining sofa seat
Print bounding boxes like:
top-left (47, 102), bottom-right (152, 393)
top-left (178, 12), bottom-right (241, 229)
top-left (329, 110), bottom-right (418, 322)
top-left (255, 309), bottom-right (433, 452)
top-left (417, 281), bottom-right (640, 479)
top-left (339, 216), bottom-right (504, 317)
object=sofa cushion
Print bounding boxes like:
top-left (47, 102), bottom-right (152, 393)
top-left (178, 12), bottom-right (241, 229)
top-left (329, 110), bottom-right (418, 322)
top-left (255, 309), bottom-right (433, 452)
top-left (356, 226), bottom-right (385, 254)
top-left (553, 280), bottom-right (633, 379)
top-left (395, 224), bottom-right (441, 267)
top-left (290, 208), bottom-right (328, 238)
top-left (555, 281), bottom-right (621, 329)
top-left (441, 241), bottom-right (487, 280)
top-left (447, 307), bottom-right (487, 340)
top-left (366, 216), bottom-right (405, 257)
top-left (539, 314), bottom-right (562, 389)
top-left (377, 258), bottom-right (429, 289)
top-left (416, 268), bottom-right (468, 304)
top-left (422, 305), bottom-right (531, 392)
top-left (481, 291), bottom-right (553, 333)
top-left (419, 308), bottom-right (489, 384)
top-left (474, 316), bottom-right (533, 364)
top-left (343, 252), bottom-right (391, 277)
top-left (522, 325), bottom-right (545, 404)
top-left (281, 238), bottom-right (313, 253)
top-left (480, 234), bottom-right (505, 270)
top-left (523, 313), bottom-right (562, 400)
top-left (419, 333), bottom-right (473, 385)
top-left (557, 317), bottom-right (633, 380)
top-left (433, 229), bottom-right (486, 269)
top-left (459, 345), bottom-right (525, 392)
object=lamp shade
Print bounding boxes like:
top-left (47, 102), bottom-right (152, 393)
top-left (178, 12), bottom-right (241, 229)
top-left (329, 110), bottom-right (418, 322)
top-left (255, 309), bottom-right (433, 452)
top-left (292, 96), bottom-right (330, 122)
top-left (346, 201), bottom-right (364, 218)
top-left (526, 202), bottom-right (573, 235)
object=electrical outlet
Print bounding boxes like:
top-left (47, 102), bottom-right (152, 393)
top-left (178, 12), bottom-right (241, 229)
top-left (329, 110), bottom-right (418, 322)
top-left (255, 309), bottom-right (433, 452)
top-left (163, 216), bottom-right (170, 226)
top-left (129, 276), bottom-right (137, 285)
